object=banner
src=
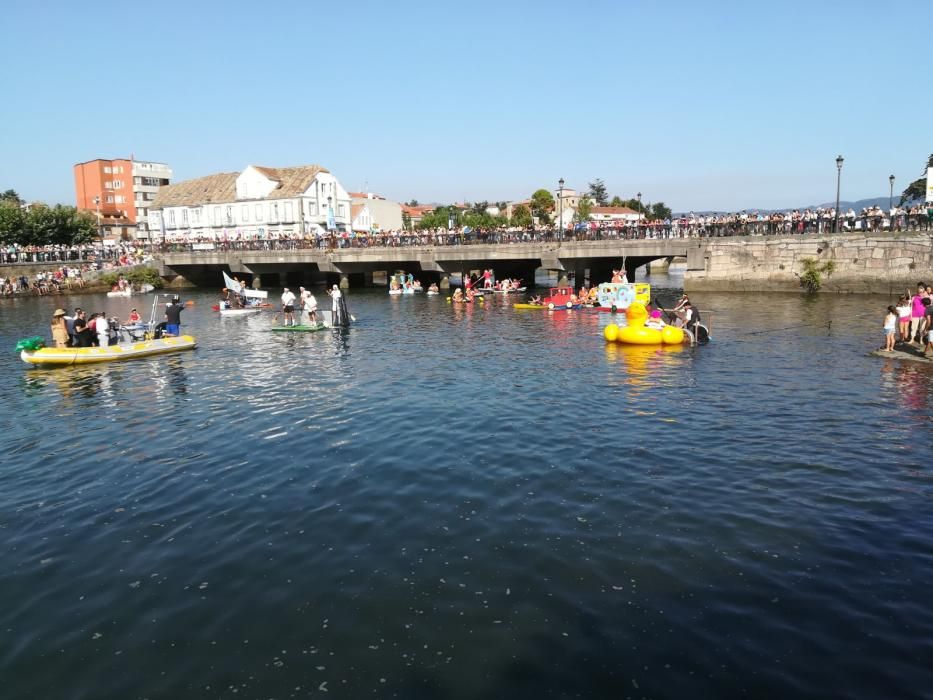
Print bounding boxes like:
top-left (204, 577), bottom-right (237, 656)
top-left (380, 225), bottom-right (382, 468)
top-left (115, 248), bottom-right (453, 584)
top-left (327, 205), bottom-right (336, 232)
top-left (927, 167), bottom-right (933, 203)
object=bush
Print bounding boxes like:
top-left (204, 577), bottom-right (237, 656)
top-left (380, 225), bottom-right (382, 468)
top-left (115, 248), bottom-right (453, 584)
top-left (798, 257), bottom-right (835, 293)
top-left (99, 266), bottom-right (163, 289)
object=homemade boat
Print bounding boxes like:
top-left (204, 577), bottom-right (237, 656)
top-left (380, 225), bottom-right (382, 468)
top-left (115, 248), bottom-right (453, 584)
top-left (596, 282), bottom-right (651, 312)
top-left (106, 283), bottom-right (154, 298)
top-left (512, 303), bottom-right (547, 309)
top-left (19, 335), bottom-right (197, 366)
top-left (219, 307), bottom-right (263, 317)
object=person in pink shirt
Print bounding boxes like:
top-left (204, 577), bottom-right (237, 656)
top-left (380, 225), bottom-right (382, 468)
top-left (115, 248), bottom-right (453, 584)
top-left (909, 282), bottom-right (928, 343)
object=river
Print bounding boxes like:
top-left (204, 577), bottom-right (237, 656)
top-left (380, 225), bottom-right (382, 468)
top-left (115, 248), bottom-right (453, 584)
top-left (1, 273), bottom-right (931, 699)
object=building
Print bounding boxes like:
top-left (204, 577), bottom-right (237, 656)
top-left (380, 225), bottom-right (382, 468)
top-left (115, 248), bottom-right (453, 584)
top-left (349, 192), bottom-right (403, 232)
top-left (400, 204), bottom-right (435, 229)
top-left (148, 165), bottom-right (351, 240)
top-left (589, 206), bottom-right (643, 224)
top-left (74, 158), bottom-right (172, 240)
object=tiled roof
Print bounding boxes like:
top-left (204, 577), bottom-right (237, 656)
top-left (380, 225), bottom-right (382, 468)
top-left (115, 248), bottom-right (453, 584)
top-left (591, 206), bottom-right (640, 215)
top-left (150, 172), bottom-right (239, 208)
top-left (151, 165), bottom-right (330, 208)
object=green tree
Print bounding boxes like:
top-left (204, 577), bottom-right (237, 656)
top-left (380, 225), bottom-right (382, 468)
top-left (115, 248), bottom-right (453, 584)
top-left (622, 198), bottom-right (644, 213)
top-left (899, 153), bottom-right (933, 205)
top-left (588, 179), bottom-right (609, 206)
top-left (650, 202), bottom-right (672, 221)
top-left (530, 189), bottom-right (554, 224)
top-left (0, 201), bottom-right (26, 244)
top-left (510, 204), bottom-right (532, 228)
top-left (609, 195), bottom-right (625, 207)
top-left (574, 198), bottom-right (593, 223)
top-left (406, 199), bottom-right (419, 207)
top-left (401, 211), bottom-right (412, 230)
top-left (1, 189), bottom-right (24, 206)
top-left (470, 200), bottom-right (489, 215)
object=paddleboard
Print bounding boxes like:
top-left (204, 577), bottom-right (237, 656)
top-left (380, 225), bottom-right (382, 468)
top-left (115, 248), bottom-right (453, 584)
top-left (269, 323), bottom-right (327, 332)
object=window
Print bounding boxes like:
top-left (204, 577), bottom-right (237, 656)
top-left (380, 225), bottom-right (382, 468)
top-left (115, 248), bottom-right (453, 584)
top-left (338, 204), bottom-right (345, 217)
top-left (115, 195), bottom-right (125, 204)
top-left (241, 205), bottom-right (249, 222)
top-left (225, 206), bottom-right (233, 224)
top-left (104, 181), bottom-right (112, 189)
top-left (213, 207), bottom-right (221, 225)
top-left (255, 204), bottom-right (263, 221)
top-left (103, 166), bottom-right (112, 174)
top-left (182, 209), bottom-right (188, 224)
top-left (271, 203), bottom-right (279, 222)
top-left (105, 195), bottom-right (114, 203)
top-left (168, 210), bottom-right (175, 225)
top-left (284, 202), bottom-right (293, 221)
top-left (113, 180), bottom-right (123, 189)
top-left (307, 200), bottom-right (316, 215)
top-left (192, 208), bottom-right (201, 224)
top-left (134, 177), bottom-right (142, 185)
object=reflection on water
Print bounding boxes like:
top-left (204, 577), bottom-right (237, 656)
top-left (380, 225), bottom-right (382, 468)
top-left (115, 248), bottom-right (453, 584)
top-left (0, 281), bottom-right (932, 699)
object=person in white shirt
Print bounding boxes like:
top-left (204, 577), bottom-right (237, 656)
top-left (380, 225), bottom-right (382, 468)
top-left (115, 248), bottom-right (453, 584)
top-left (281, 287), bottom-right (297, 326)
top-left (96, 313), bottom-right (110, 347)
top-left (304, 290), bottom-right (318, 323)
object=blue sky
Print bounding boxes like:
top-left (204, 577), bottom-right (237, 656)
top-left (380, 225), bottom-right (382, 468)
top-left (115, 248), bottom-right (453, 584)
top-left (1, 0), bottom-right (929, 211)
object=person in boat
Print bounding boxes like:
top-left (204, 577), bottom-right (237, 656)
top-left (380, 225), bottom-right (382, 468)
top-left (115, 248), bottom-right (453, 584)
top-left (645, 308), bottom-right (666, 330)
top-left (682, 300), bottom-right (700, 332)
top-left (672, 294), bottom-right (690, 327)
top-left (126, 308), bottom-right (141, 324)
top-left (329, 284), bottom-right (350, 326)
top-left (164, 297), bottom-right (184, 336)
top-left (96, 312), bottom-right (111, 347)
top-left (452, 288), bottom-right (464, 303)
top-left (65, 308), bottom-right (79, 346)
top-left (428, 282), bottom-right (439, 293)
top-left (529, 294), bottom-right (543, 305)
top-left (412, 279), bottom-right (423, 291)
top-left (464, 275), bottom-right (473, 292)
top-left (73, 309), bottom-right (92, 347)
top-left (611, 269), bottom-right (624, 283)
top-left (483, 269), bottom-right (493, 289)
top-left (51, 308), bottom-right (69, 348)
top-left (511, 278), bottom-right (523, 290)
top-left (281, 287), bottom-right (297, 326)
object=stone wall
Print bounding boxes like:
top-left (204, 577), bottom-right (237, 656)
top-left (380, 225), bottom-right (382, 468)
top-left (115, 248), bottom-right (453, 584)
top-left (685, 232), bottom-right (933, 294)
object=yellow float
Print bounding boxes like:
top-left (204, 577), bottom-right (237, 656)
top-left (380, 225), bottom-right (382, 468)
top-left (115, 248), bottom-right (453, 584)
top-left (603, 302), bottom-right (685, 345)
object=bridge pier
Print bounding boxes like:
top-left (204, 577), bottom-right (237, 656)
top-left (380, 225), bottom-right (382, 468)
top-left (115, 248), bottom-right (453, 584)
top-left (557, 272), bottom-right (571, 288)
top-left (439, 273), bottom-right (450, 290)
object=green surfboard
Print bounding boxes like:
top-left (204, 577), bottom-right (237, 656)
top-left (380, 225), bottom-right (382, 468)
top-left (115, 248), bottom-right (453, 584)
top-left (269, 323), bottom-right (327, 333)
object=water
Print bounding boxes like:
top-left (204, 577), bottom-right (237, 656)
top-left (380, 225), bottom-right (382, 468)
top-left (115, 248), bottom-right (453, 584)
top-left (1, 275), bottom-right (931, 699)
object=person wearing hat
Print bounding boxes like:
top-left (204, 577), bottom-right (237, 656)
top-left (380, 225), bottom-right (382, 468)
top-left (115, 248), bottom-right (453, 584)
top-left (50, 308), bottom-right (69, 348)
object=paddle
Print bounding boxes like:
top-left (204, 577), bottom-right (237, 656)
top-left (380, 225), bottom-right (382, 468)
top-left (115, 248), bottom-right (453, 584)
top-left (653, 297), bottom-right (676, 324)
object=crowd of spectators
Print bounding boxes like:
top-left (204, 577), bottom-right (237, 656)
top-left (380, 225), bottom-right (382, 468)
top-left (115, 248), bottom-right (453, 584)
top-left (147, 202), bottom-right (933, 252)
top-left (0, 244), bottom-right (154, 297)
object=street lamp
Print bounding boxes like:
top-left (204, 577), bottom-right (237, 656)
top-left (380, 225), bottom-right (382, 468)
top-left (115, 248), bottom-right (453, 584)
top-left (93, 195), bottom-right (104, 264)
top-left (558, 177), bottom-right (564, 242)
top-left (889, 174), bottom-right (895, 211)
top-left (637, 191), bottom-right (642, 237)
top-left (833, 155), bottom-right (843, 233)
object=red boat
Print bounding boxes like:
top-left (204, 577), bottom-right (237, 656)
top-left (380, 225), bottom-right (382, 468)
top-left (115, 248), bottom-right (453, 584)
top-left (542, 287), bottom-right (582, 310)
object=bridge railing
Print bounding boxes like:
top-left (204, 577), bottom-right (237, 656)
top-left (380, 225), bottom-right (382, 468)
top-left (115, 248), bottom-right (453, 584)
top-left (154, 218), bottom-right (933, 255)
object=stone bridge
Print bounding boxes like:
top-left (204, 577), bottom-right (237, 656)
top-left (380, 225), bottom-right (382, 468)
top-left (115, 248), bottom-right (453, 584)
top-left (159, 238), bottom-right (704, 289)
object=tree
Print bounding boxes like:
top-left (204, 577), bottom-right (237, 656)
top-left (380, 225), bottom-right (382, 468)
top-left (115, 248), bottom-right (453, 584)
top-left (609, 195), bottom-right (625, 207)
top-left (588, 179), bottom-right (608, 206)
top-left (406, 199), bottom-right (419, 207)
top-left (510, 204), bottom-right (532, 228)
top-left (530, 189), bottom-right (554, 224)
top-left (471, 200), bottom-right (489, 215)
top-left (0, 202), bottom-right (95, 246)
top-left (574, 198), bottom-right (593, 223)
top-left (650, 202), bottom-right (672, 221)
top-left (401, 211), bottom-right (412, 231)
top-left (899, 153), bottom-right (933, 205)
top-left (1, 189), bottom-right (24, 206)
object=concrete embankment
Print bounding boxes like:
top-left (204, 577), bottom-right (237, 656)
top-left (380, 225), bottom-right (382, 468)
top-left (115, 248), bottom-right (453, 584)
top-left (685, 232), bottom-right (933, 294)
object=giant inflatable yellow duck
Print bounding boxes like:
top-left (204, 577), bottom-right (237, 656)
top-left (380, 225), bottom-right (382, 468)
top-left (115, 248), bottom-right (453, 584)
top-left (603, 302), bottom-right (685, 345)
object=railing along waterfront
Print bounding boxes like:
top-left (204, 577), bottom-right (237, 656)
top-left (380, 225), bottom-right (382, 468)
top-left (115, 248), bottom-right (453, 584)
top-left (153, 219), bottom-right (933, 254)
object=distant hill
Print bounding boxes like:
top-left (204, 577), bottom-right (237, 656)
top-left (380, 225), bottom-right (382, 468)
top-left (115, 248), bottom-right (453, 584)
top-left (676, 196), bottom-right (905, 217)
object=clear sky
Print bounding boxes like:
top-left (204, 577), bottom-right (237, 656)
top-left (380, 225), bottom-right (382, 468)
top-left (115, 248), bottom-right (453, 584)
top-left (1, 0), bottom-right (929, 212)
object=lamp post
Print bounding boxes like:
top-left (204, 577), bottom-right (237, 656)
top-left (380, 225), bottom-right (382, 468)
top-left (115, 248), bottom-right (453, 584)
top-left (833, 155), bottom-right (843, 233)
top-left (889, 174), bottom-right (895, 211)
top-left (637, 191), bottom-right (642, 237)
top-left (93, 195), bottom-right (104, 265)
top-left (558, 177), bottom-right (564, 242)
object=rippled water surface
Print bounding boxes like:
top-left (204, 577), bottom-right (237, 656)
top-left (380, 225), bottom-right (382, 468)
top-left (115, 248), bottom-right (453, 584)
top-left (1, 276), bottom-right (932, 699)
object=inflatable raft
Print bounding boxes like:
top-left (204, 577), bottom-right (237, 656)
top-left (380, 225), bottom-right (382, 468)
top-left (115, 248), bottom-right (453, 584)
top-left (19, 335), bottom-right (197, 366)
top-left (269, 323), bottom-right (326, 333)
